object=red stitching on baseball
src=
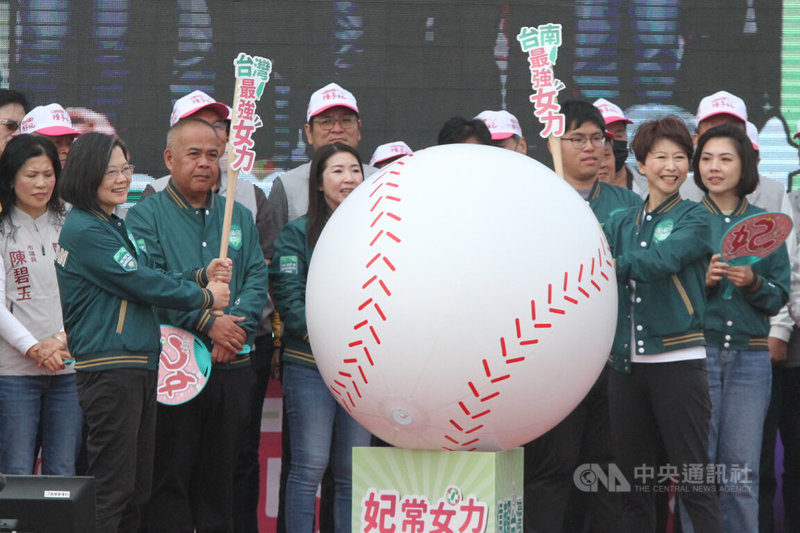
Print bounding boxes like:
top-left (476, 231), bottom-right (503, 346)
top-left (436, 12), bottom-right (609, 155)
top-left (591, 280), bottom-right (601, 291)
top-left (348, 340), bottom-right (362, 347)
top-left (563, 272), bottom-right (569, 292)
top-left (472, 409), bottom-right (491, 419)
top-left (458, 401), bottom-right (470, 415)
top-left (382, 257), bottom-right (396, 271)
top-left (519, 339), bottom-right (538, 346)
top-left (531, 300), bottom-right (536, 320)
top-left (445, 435), bottom-right (459, 445)
top-left (462, 438), bottom-right (479, 446)
top-left (578, 287), bottom-right (590, 298)
top-left (450, 419), bottom-right (464, 431)
top-left (515, 319), bottom-right (522, 338)
top-left (465, 425), bottom-right (484, 434)
top-left (534, 323), bottom-right (551, 329)
top-left (344, 358), bottom-right (357, 363)
top-left (490, 374), bottom-right (510, 383)
top-left (358, 298), bottom-right (373, 311)
top-left (374, 303), bottom-right (386, 321)
top-left (480, 392), bottom-right (500, 402)
top-left (369, 326), bottom-right (381, 344)
top-left (387, 213), bottom-right (401, 221)
top-left (353, 381), bottom-right (361, 398)
top-left (482, 359), bottom-right (491, 377)
top-left (354, 320), bottom-right (368, 330)
top-left (468, 382), bottom-right (479, 397)
top-left (359, 366), bottom-right (368, 384)
top-left (506, 356), bottom-right (525, 364)
top-left (550, 308), bottom-right (566, 315)
top-left (548, 284), bottom-right (553, 304)
top-left (371, 212), bottom-right (384, 227)
top-left (362, 275), bottom-right (376, 289)
top-left (339, 371), bottom-right (352, 378)
top-left (500, 337), bottom-right (507, 357)
top-left (363, 347), bottom-right (374, 366)
top-left (369, 230), bottom-right (384, 246)
top-left (564, 296), bottom-right (578, 305)
top-left (578, 264), bottom-right (584, 282)
top-left (378, 280), bottom-right (391, 296)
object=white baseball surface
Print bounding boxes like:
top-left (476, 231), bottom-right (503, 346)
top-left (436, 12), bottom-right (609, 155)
top-left (306, 144), bottom-right (618, 451)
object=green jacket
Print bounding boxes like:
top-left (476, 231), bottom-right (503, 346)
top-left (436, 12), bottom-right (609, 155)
top-left (604, 193), bottom-right (713, 372)
top-left (269, 216), bottom-right (315, 368)
top-left (700, 196), bottom-right (790, 350)
top-left (55, 208), bottom-right (215, 371)
top-left (587, 179), bottom-right (642, 225)
top-left (126, 181), bottom-right (269, 369)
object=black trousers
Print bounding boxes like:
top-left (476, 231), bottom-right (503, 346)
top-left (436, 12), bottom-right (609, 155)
top-left (233, 335), bottom-right (273, 533)
top-left (77, 368), bottom-right (157, 533)
top-left (608, 360), bottom-right (723, 533)
top-left (143, 366), bottom-right (254, 533)
top-left (524, 366), bottom-right (620, 533)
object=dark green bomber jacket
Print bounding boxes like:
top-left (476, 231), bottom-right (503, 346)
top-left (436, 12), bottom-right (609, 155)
top-left (603, 193), bottom-right (713, 373)
top-left (55, 208), bottom-right (214, 371)
top-left (587, 179), bottom-right (642, 225)
top-left (700, 196), bottom-right (790, 350)
top-left (126, 181), bottom-right (269, 369)
top-left (269, 215), bottom-right (315, 368)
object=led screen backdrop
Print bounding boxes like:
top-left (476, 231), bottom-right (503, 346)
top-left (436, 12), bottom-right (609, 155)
top-left (5, 0), bottom-right (799, 188)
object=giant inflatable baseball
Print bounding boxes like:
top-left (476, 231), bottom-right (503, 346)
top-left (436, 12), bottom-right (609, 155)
top-left (306, 144), bottom-right (617, 451)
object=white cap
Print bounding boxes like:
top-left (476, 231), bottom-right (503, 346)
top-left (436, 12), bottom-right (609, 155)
top-left (745, 121), bottom-right (759, 151)
top-left (369, 141), bottom-right (413, 166)
top-left (20, 104), bottom-right (81, 136)
top-left (475, 110), bottom-right (522, 140)
top-left (306, 83), bottom-right (359, 122)
top-left (170, 90), bottom-right (229, 126)
top-left (593, 98), bottom-right (633, 126)
top-left (696, 91), bottom-right (747, 124)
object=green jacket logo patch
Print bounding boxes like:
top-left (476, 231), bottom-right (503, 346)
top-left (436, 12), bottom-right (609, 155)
top-left (653, 219), bottom-right (674, 242)
top-left (229, 225), bottom-right (242, 250)
top-left (280, 255), bottom-right (298, 274)
top-left (113, 247), bottom-right (137, 271)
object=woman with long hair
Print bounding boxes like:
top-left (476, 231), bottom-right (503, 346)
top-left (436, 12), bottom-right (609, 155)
top-left (270, 142), bottom-right (371, 533)
top-left (0, 134), bottom-right (80, 476)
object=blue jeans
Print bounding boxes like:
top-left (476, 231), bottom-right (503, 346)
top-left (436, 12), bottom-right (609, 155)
top-left (0, 374), bottom-right (82, 475)
top-left (682, 347), bottom-right (771, 533)
top-left (282, 363), bottom-right (371, 533)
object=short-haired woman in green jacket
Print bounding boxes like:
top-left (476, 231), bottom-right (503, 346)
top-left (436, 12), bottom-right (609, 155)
top-left (55, 132), bottom-right (231, 533)
top-left (603, 116), bottom-right (723, 532)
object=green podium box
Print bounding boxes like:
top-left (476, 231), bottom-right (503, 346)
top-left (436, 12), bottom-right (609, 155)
top-left (352, 447), bottom-right (524, 532)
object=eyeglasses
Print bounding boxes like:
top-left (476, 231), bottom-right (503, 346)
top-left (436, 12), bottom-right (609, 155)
top-left (313, 115), bottom-right (358, 131)
top-left (105, 164), bottom-right (135, 179)
top-left (561, 134), bottom-right (606, 149)
top-left (0, 119), bottom-right (19, 132)
top-left (212, 121), bottom-right (228, 132)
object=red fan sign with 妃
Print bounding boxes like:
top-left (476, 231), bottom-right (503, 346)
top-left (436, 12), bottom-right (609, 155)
top-left (719, 212), bottom-right (792, 299)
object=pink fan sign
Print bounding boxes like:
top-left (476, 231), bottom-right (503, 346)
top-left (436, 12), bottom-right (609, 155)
top-left (720, 212), bottom-right (792, 266)
top-left (157, 325), bottom-right (212, 405)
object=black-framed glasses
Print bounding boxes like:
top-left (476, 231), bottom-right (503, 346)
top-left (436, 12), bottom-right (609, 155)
top-left (0, 119), bottom-right (19, 132)
top-left (561, 134), bottom-right (606, 149)
top-left (313, 115), bottom-right (358, 131)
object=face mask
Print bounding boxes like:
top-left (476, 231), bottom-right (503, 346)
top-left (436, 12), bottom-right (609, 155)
top-left (612, 140), bottom-right (628, 172)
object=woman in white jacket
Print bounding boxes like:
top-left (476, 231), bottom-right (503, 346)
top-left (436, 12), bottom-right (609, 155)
top-left (0, 134), bottom-right (80, 475)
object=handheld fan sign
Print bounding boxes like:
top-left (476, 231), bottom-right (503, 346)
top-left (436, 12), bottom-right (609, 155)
top-left (719, 211), bottom-right (792, 299)
top-left (157, 325), bottom-right (212, 405)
